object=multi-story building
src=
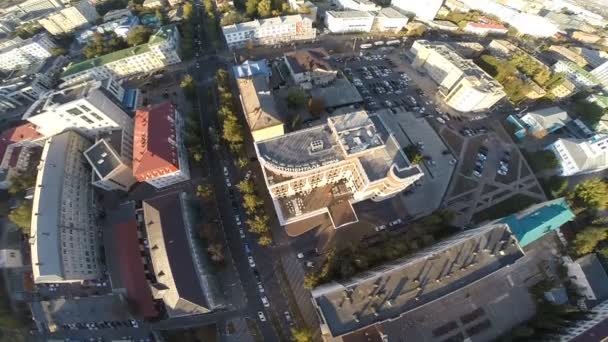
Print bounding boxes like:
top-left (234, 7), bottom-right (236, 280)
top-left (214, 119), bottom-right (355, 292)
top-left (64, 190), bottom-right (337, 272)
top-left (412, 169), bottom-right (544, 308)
top-left (235, 66), bottom-right (284, 142)
top-left (0, 56), bottom-right (67, 114)
top-left (132, 101), bottom-right (189, 189)
top-left (463, 22), bottom-right (508, 35)
top-left (553, 60), bottom-right (599, 89)
top-left (83, 129), bottom-right (136, 192)
top-left (102, 8), bottom-right (132, 22)
top-left (591, 61), bottom-right (608, 91)
top-left (254, 109), bottom-right (423, 228)
top-left (371, 7), bottom-right (409, 33)
top-left (283, 48), bottom-right (337, 87)
top-left (390, 0), bottom-right (443, 20)
top-left (0, 122), bottom-right (44, 189)
top-left (0, 33), bottom-right (56, 72)
top-left (516, 106), bottom-right (571, 138)
top-left (548, 45), bottom-right (588, 67)
top-left (22, 78), bottom-right (134, 138)
top-left (76, 15), bottom-right (140, 44)
top-left (222, 15), bottom-right (316, 49)
top-left (550, 78), bottom-right (576, 99)
top-left (61, 25), bottom-right (181, 85)
top-left (411, 40), bottom-right (506, 113)
top-left (3, 0), bottom-right (63, 18)
top-left (549, 134), bottom-right (608, 176)
top-left (324, 11), bottom-right (374, 33)
top-left (38, 0), bottom-right (98, 35)
top-left (577, 47), bottom-right (608, 69)
top-left (334, 0), bottom-right (379, 11)
top-left (30, 130), bottom-right (101, 283)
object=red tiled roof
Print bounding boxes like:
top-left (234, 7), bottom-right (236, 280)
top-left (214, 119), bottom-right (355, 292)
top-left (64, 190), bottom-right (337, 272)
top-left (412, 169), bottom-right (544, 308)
top-left (114, 219), bottom-right (158, 319)
top-left (0, 122), bottom-right (42, 162)
top-left (132, 101), bottom-right (179, 181)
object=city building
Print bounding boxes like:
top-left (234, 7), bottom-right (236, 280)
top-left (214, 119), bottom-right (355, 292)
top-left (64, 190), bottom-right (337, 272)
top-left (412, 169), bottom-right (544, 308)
top-left (254, 109), bottom-right (423, 228)
top-left (38, 0), bottom-right (98, 35)
top-left (232, 59), bottom-right (271, 79)
top-left (549, 134), bottom-right (608, 176)
top-left (283, 48), bottom-right (337, 87)
top-left (30, 294), bottom-right (134, 332)
top-left (324, 11), bottom-right (374, 33)
top-left (334, 0), bottom-right (379, 11)
top-left (553, 60), bottom-right (599, 89)
top-left (565, 254), bottom-right (608, 304)
top-left (0, 122), bottom-right (43, 189)
top-left (411, 40), bottom-right (506, 113)
top-left (591, 61), bottom-right (608, 91)
top-left (550, 78), bottom-right (576, 99)
top-left (132, 101), bottom-right (190, 189)
top-left (235, 70), bottom-right (284, 142)
top-left (494, 197), bottom-right (575, 248)
top-left (557, 299), bottom-right (608, 341)
top-left (390, 0), bottom-right (443, 20)
top-left (143, 192), bottom-right (223, 316)
top-left (30, 131), bottom-right (101, 283)
top-left (222, 14), bottom-right (316, 49)
top-left (548, 45), bottom-right (588, 67)
top-left (577, 47), bottom-right (608, 69)
top-left (0, 248), bottom-right (23, 268)
top-left (0, 33), bottom-right (56, 72)
top-left (61, 25), bottom-right (181, 85)
top-left (311, 223), bottom-right (526, 339)
top-left (286, 0), bottom-right (317, 19)
top-left (515, 106), bottom-right (572, 138)
top-left (76, 15), bottom-right (140, 44)
top-left (83, 129), bottom-right (136, 192)
top-left (572, 31), bottom-right (603, 44)
top-left (448, 42), bottom-right (484, 59)
top-left (102, 8), bottom-right (132, 22)
top-left (2, 0), bottom-right (63, 18)
top-left (309, 78), bottom-right (363, 109)
top-left (22, 78), bottom-right (134, 138)
top-left (463, 21), bottom-right (508, 35)
top-left (143, 0), bottom-right (166, 8)
top-left (0, 56), bottom-right (67, 114)
top-left (426, 20), bottom-right (459, 32)
top-left (371, 7), bottom-right (409, 33)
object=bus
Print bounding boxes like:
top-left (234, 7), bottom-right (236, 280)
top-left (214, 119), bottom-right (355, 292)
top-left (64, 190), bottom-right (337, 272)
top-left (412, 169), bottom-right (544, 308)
top-left (360, 43), bottom-right (373, 49)
top-left (386, 40), bottom-right (400, 46)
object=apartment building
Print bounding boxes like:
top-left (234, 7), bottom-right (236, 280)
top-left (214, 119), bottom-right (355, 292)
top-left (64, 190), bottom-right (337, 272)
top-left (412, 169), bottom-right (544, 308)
top-left (372, 7), bottom-right (409, 33)
top-left (334, 0), bottom-right (379, 11)
top-left (3, 0), bottom-right (63, 17)
top-left (0, 34), bottom-right (56, 72)
top-left (254, 109), bottom-right (423, 228)
top-left (411, 40), bottom-right (506, 113)
top-left (83, 129), bottom-right (136, 192)
top-left (549, 134), bottom-right (608, 176)
top-left (38, 0), bottom-right (98, 35)
top-left (548, 45), bottom-right (588, 67)
top-left (390, 0), bottom-right (443, 20)
top-left (0, 122), bottom-right (44, 189)
top-left (61, 25), bottom-right (181, 85)
top-left (222, 15), bottom-right (316, 49)
top-left (550, 78), bottom-right (576, 99)
top-left (553, 60), bottom-right (599, 89)
top-left (591, 61), bottom-right (608, 91)
top-left (30, 131), bottom-right (101, 283)
top-left (578, 48), bottom-right (608, 69)
top-left (325, 11), bottom-right (374, 33)
top-left (283, 48), bottom-right (337, 87)
top-left (132, 101), bottom-right (190, 189)
top-left (77, 15), bottom-right (140, 44)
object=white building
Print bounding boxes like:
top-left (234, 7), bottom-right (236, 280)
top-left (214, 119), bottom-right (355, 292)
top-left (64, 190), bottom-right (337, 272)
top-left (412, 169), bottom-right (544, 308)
top-left (411, 40), bottom-right (506, 113)
top-left (0, 34), bottom-right (57, 72)
top-left (132, 101), bottom-right (190, 189)
top-left (222, 15), bottom-right (316, 49)
top-left (83, 129), bottom-right (136, 192)
top-left (591, 61), bottom-right (608, 91)
top-left (334, 0), bottom-right (379, 11)
top-left (372, 7), bottom-right (409, 33)
top-left (143, 0), bottom-right (166, 8)
top-left (30, 130), bottom-right (101, 283)
top-left (3, 0), bottom-right (63, 17)
top-left (390, 0), bottom-right (443, 20)
top-left (76, 15), bottom-right (140, 44)
top-left (553, 60), bottom-right (599, 89)
top-left (324, 11), bottom-right (374, 33)
top-left (61, 25), bottom-right (181, 85)
top-left (549, 134), bottom-right (608, 176)
top-left (463, 22), bottom-right (508, 35)
top-left (38, 0), bottom-right (98, 35)
top-left (22, 78), bottom-right (134, 139)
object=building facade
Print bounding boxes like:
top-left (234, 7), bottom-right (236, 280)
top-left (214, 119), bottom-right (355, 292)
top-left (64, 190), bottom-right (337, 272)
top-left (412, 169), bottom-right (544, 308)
top-left (0, 34), bottom-right (56, 72)
top-left (411, 40), bottom-right (506, 113)
top-left (324, 11), bottom-right (374, 33)
top-left (334, 0), bottom-right (379, 11)
top-left (38, 0), bottom-right (98, 35)
top-left (390, 0), bottom-right (443, 20)
top-left (222, 15), bottom-right (316, 49)
top-left (591, 61), bottom-right (608, 91)
top-left (553, 60), bottom-right (599, 89)
top-left (30, 131), bottom-right (101, 283)
top-left (283, 48), bottom-right (337, 87)
top-left (132, 102), bottom-right (190, 189)
top-left (463, 22), bottom-right (508, 35)
top-left (549, 134), bottom-right (608, 176)
top-left (60, 25), bottom-right (181, 85)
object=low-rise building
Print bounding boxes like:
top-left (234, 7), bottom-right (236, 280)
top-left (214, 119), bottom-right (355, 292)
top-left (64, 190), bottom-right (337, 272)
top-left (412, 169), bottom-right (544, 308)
top-left (143, 192), bottom-right (223, 316)
top-left (232, 59), bottom-right (271, 79)
top-left (60, 25), bottom-right (181, 85)
top-left (22, 78), bottom-right (134, 139)
top-left (572, 31), bottom-right (603, 44)
top-left (0, 33), bottom-right (56, 72)
top-left (553, 60), bottom-right (599, 89)
top-left (102, 8), bottom-right (132, 22)
top-left (371, 7), bottom-right (409, 33)
top-left (577, 47), bottom-right (608, 69)
top-left (325, 10), bottom-right (374, 33)
top-left (516, 106), bottom-right (571, 138)
top-left (283, 48), bottom-right (337, 87)
top-left (426, 20), bottom-right (459, 32)
top-left (309, 78), bottom-right (363, 109)
top-left (550, 78), bottom-right (576, 99)
top-left (222, 15), bottom-right (315, 49)
top-left (30, 130), bottom-right (101, 283)
top-left (0, 122), bottom-right (44, 189)
top-left (2, 0), bottom-right (63, 17)
top-left (38, 0), bottom-right (98, 35)
top-left (255, 109), bottom-right (423, 228)
top-left (132, 101), bottom-right (190, 189)
top-left (84, 129), bottom-right (136, 192)
top-left (548, 45), bottom-right (588, 68)
top-left (549, 133), bottom-right (608, 176)
top-left (411, 40), bottom-right (506, 113)
top-left (565, 254), bottom-right (608, 304)
top-left (448, 41), bottom-right (484, 58)
top-left (463, 21), bottom-right (508, 35)
top-left (334, 0), bottom-right (379, 11)
top-left (76, 15), bottom-right (140, 44)
top-left (390, 0), bottom-right (443, 20)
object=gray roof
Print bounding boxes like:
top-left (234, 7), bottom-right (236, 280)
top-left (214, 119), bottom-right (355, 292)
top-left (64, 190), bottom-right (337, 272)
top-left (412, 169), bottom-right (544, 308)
top-left (577, 254), bottom-right (608, 302)
top-left (237, 74), bottom-right (283, 132)
top-left (311, 224), bottom-right (524, 337)
top-left (84, 139), bottom-right (122, 179)
top-left (522, 106), bottom-right (571, 131)
top-left (310, 79), bottom-right (363, 109)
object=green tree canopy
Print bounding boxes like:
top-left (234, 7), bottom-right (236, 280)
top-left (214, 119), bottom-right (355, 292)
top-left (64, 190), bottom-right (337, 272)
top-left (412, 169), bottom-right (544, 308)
top-left (245, 0), bottom-right (259, 18)
top-left (221, 10), bottom-right (247, 26)
top-left (237, 180), bottom-right (255, 194)
top-left (126, 25), bottom-right (152, 46)
top-left (196, 184), bottom-right (214, 200)
top-left (8, 202), bottom-right (32, 235)
top-left (8, 174), bottom-right (35, 196)
top-left (257, 0), bottom-right (272, 17)
top-left (247, 214), bottom-right (269, 234)
top-left (258, 234), bottom-right (272, 247)
top-left (243, 193), bottom-right (263, 214)
top-left (222, 117), bottom-right (244, 147)
top-left (573, 226), bottom-right (608, 255)
top-left (291, 327), bottom-right (314, 342)
top-left (403, 145), bottom-right (423, 165)
top-left (571, 178), bottom-right (608, 211)
top-left (287, 88), bottom-right (307, 109)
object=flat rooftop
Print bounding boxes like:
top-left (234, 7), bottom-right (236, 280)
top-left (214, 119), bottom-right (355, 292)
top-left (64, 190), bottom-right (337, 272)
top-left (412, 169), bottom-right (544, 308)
top-left (327, 10), bottom-right (374, 18)
top-left (84, 139), bottom-right (122, 179)
top-left (309, 78), bottom-right (363, 109)
top-left (237, 74), bottom-right (283, 132)
top-left (312, 224), bottom-right (524, 337)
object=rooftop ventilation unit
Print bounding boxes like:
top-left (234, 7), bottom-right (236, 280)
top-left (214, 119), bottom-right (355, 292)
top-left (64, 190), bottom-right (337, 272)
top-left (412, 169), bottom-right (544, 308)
top-left (310, 139), bottom-right (324, 152)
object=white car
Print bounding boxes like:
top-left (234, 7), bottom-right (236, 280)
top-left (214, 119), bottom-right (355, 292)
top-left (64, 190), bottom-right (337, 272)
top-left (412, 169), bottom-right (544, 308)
top-left (436, 117), bottom-right (446, 124)
top-left (258, 311), bottom-right (266, 322)
top-left (225, 178), bottom-right (231, 187)
top-left (235, 215), bottom-right (242, 226)
top-left (261, 296), bottom-right (270, 307)
top-left (248, 256), bottom-right (256, 268)
top-left (374, 225), bottom-right (386, 232)
top-left (244, 170), bottom-right (253, 181)
top-left (239, 228), bottom-right (246, 239)
top-left (297, 252), bottom-right (304, 259)
top-left (257, 283), bottom-right (265, 293)
top-left (223, 167), bottom-right (229, 176)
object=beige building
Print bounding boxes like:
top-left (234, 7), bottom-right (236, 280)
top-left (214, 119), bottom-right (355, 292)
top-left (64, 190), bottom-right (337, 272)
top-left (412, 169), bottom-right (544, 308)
top-left (255, 109), bottom-right (423, 228)
top-left (550, 78), bottom-right (575, 99)
top-left (549, 45), bottom-right (588, 67)
top-left (411, 40), bottom-right (506, 113)
top-left (60, 26), bottom-right (181, 86)
top-left (222, 14), bottom-right (316, 48)
top-left (30, 131), bottom-right (101, 283)
top-left (236, 73), bottom-right (284, 142)
top-left (39, 0), bottom-right (98, 35)
top-left (283, 48), bottom-right (337, 88)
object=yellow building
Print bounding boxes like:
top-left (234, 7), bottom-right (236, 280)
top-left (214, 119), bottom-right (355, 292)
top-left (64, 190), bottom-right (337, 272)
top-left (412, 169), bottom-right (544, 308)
top-left (236, 74), bottom-right (285, 142)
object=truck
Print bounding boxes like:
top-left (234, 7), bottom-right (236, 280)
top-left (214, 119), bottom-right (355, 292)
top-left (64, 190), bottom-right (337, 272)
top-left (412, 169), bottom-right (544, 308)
top-left (386, 40), bottom-right (400, 46)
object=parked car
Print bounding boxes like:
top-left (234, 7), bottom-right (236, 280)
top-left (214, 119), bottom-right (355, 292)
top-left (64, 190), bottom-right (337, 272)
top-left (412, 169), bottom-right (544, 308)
top-left (374, 224), bottom-right (386, 232)
top-left (388, 219), bottom-right (403, 227)
top-left (261, 296), bottom-right (270, 307)
top-left (258, 311), bottom-right (266, 322)
top-left (284, 311), bottom-right (294, 326)
top-left (257, 283), bottom-right (265, 293)
top-left (248, 256), bottom-right (256, 268)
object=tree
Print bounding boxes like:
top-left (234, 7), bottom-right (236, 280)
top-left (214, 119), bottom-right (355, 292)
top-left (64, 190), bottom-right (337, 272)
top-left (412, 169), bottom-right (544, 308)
top-left (196, 184), bottom-right (214, 200)
top-left (257, 0), bottom-right (272, 17)
top-left (287, 88), bottom-right (307, 109)
top-left (207, 243), bottom-right (225, 263)
top-left (8, 174), bottom-right (35, 196)
top-left (221, 10), bottom-right (246, 26)
top-left (247, 214), bottom-right (269, 234)
top-left (237, 157), bottom-right (249, 169)
top-left (237, 180), bottom-right (255, 194)
top-left (8, 202), bottom-right (32, 235)
top-left (291, 327), bottom-right (313, 342)
top-left (403, 145), bottom-right (424, 165)
top-left (307, 97), bottom-right (324, 116)
top-left (245, 0), bottom-right (258, 18)
top-left (126, 25), bottom-right (152, 46)
top-left (180, 75), bottom-right (196, 98)
top-left (303, 273), bottom-right (319, 289)
top-left (571, 179), bottom-right (608, 211)
top-left (258, 234), bottom-right (272, 247)
top-left (573, 226), bottom-right (608, 255)
top-left (223, 117), bottom-right (244, 146)
top-left (243, 193), bottom-right (263, 214)
top-left (50, 47), bottom-right (67, 56)
top-left (183, 2), bottom-right (193, 19)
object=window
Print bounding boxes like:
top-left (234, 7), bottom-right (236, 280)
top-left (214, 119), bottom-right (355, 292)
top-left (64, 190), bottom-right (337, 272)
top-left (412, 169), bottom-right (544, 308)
top-left (66, 107), bottom-right (83, 116)
top-left (81, 116), bottom-right (94, 124)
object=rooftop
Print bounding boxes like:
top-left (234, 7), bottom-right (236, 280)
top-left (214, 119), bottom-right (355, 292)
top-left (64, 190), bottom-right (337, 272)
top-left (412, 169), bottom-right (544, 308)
top-left (375, 7), bottom-right (407, 19)
top-left (309, 78), bottom-right (363, 109)
top-left (236, 74), bottom-right (283, 132)
top-left (521, 106), bottom-right (571, 132)
top-left (233, 59), bottom-right (271, 79)
top-left (84, 138), bottom-right (123, 179)
top-left (311, 223), bottom-right (524, 337)
top-left (284, 48), bottom-right (332, 74)
top-left (466, 22), bottom-right (507, 29)
top-left (326, 10), bottom-right (374, 18)
top-left (576, 254), bottom-right (608, 303)
top-left (132, 101), bottom-right (180, 182)
top-left (0, 122), bottom-right (42, 161)
top-left (222, 14), bottom-right (310, 35)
